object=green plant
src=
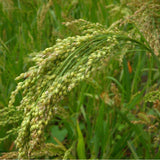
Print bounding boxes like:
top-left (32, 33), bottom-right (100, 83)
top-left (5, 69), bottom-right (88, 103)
top-left (0, 0), bottom-right (160, 159)
top-left (0, 18), bottom-right (159, 158)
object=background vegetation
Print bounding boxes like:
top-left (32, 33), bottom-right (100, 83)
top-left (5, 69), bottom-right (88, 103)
top-left (0, 0), bottom-right (160, 159)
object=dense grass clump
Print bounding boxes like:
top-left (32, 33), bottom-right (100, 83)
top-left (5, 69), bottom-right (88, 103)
top-left (0, 0), bottom-right (160, 159)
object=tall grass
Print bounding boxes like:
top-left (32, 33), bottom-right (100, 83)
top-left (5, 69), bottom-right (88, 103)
top-left (0, 0), bottom-right (160, 159)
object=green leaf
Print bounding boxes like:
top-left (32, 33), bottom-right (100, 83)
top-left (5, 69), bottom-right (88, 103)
top-left (127, 140), bottom-right (139, 159)
top-left (76, 121), bottom-right (86, 159)
top-left (48, 126), bottom-right (67, 144)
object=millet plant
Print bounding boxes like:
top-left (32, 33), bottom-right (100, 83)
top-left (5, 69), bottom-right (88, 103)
top-left (0, 18), bottom-right (159, 159)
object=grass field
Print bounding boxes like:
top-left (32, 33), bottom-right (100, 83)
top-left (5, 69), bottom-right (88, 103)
top-left (0, 0), bottom-right (160, 159)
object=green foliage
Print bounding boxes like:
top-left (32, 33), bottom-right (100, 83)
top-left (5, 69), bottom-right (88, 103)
top-left (76, 121), bottom-right (86, 159)
top-left (0, 0), bottom-right (160, 159)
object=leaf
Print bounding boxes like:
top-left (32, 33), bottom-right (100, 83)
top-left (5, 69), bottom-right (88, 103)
top-left (49, 126), bottom-right (67, 144)
top-left (76, 121), bottom-right (86, 159)
top-left (127, 140), bottom-right (139, 159)
top-left (122, 57), bottom-right (131, 102)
